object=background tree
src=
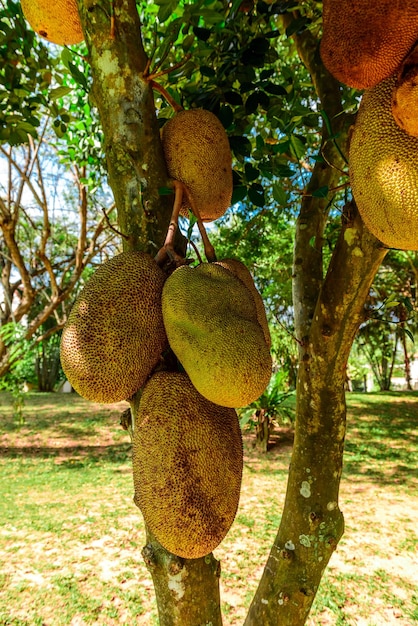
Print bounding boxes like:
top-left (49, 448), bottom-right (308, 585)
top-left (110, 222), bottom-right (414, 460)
top-left (0, 0), bottom-right (119, 380)
top-left (353, 251), bottom-right (418, 390)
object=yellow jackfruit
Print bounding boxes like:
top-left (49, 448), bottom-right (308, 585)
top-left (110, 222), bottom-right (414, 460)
top-left (320, 0), bottom-right (418, 89)
top-left (162, 262), bottom-right (272, 408)
top-left (132, 370), bottom-right (243, 559)
top-left (349, 75), bottom-right (418, 251)
top-left (60, 251), bottom-right (167, 403)
top-left (215, 258), bottom-right (271, 349)
top-left (161, 109), bottom-right (233, 222)
top-left (21, 0), bottom-right (83, 45)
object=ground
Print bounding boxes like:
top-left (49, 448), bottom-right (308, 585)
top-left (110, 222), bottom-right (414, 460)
top-left (0, 391), bottom-right (417, 625)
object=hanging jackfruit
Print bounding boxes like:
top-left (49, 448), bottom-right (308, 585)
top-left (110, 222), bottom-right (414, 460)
top-left (391, 44), bottom-right (418, 138)
top-left (60, 251), bottom-right (167, 403)
top-left (320, 0), bottom-right (418, 89)
top-left (132, 370), bottom-right (243, 559)
top-left (161, 109), bottom-right (233, 222)
top-left (162, 262), bottom-right (272, 408)
top-left (349, 75), bottom-right (418, 251)
top-left (21, 0), bottom-right (83, 45)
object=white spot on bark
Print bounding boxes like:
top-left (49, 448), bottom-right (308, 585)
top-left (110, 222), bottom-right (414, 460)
top-left (306, 468), bottom-right (311, 473)
top-left (285, 540), bottom-right (295, 550)
top-left (97, 50), bottom-right (120, 78)
top-left (327, 501), bottom-right (338, 511)
top-left (261, 598), bottom-right (268, 605)
top-left (299, 534), bottom-right (311, 548)
top-left (168, 571), bottom-right (186, 599)
top-left (344, 227), bottom-right (358, 246)
top-left (300, 481), bottom-right (311, 498)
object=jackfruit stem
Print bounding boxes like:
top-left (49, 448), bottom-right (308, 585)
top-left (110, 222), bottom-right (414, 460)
top-left (149, 80), bottom-right (183, 113)
top-left (182, 185), bottom-right (217, 263)
top-left (155, 180), bottom-right (185, 267)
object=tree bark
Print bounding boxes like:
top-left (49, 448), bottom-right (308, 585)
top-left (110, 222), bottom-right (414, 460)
top-left (245, 206), bottom-right (387, 625)
top-left (141, 529), bottom-right (222, 626)
top-left (78, 0), bottom-right (176, 255)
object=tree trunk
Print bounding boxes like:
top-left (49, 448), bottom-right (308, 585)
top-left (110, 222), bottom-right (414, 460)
top-left (77, 2), bottom-right (221, 622)
top-left (141, 529), bottom-right (222, 626)
top-left (245, 207), bottom-right (387, 625)
top-left (255, 408), bottom-right (270, 453)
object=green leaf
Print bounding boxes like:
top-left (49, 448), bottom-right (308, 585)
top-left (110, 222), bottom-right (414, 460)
top-left (312, 186), bottom-right (329, 198)
top-left (403, 328), bottom-right (415, 343)
top-left (68, 62), bottom-right (88, 91)
top-left (60, 47), bottom-right (73, 69)
top-left (49, 86), bottom-right (72, 100)
top-left (224, 91), bottom-right (243, 106)
top-left (263, 81), bottom-right (287, 96)
top-left (248, 184), bottom-right (265, 207)
top-left (158, 0), bottom-right (178, 23)
top-left (229, 135), bottom-right (252, 158)
top-left (245, 163), bottom-right (259, 182)
top-left (231, 185), bottom-right (247, 204)
top-left (289, 134), bottom-right (306, 160)
top-left (274, 163), bottom-right (295, 178)
top-left (273, 182), bottom-right (287, 205)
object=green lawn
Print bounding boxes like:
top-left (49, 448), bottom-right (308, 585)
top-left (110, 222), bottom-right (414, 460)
top-left (0, 390), bottom-right (417, 625)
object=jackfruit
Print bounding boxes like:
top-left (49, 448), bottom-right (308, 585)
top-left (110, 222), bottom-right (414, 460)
top-left (215, 258), bottom-right (271, 348)
top-left (162, 262), bottom-right (272, 408)
top-left (132, 370), bottom-right (243, 559)
top-left (391, 45), bottom-right (418, 138)
top-left (320, 0), bottom-right (418, 89)
top-left (21, 0), bottom-right (83, 45)
top-left (349, 75), bottom-right (418, 251)
top-left (161, 109), bottom-right (233, 222)
top-left (60, 251), bottom-right (167, 403)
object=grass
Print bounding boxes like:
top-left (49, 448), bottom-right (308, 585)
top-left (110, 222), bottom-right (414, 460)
top-left (0, 390), bottom-right (417, 625)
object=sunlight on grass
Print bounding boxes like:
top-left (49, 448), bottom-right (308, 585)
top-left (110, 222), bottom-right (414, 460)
top-left (0, 390), bottom-right (417, 625)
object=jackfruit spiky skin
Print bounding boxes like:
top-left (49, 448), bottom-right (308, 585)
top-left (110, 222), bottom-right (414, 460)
top-left (320, 0), bottom-right (418, 89)
top-left (161, 109), bottom-right (233, 222)
top-left (162, 263), bottom-right (272, 408)
top-left (349, 75), bottom-right (418, 251)
top-left (132, 371), bottom-right (243, 559)
top-left (391, 45), bottom-right (418, 139)
top-left (60, 251), bottom-right (168, 403)
top-left (21, 0), bottom-right (83, 45)
top-left (215, 258), bottom-right (271, 349)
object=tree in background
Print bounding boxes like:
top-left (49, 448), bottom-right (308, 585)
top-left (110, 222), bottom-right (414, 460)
top-left (353, 251), bottom-right (417, 391)
top-left (0, 2), bottom-right (118, 380)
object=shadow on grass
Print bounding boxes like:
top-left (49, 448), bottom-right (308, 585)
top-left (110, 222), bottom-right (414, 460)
top-left (0, 442), bottom-right (131, 465)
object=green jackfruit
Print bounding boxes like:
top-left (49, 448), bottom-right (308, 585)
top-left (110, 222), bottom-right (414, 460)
top-left (162, 262), bottom-right (272, 408)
